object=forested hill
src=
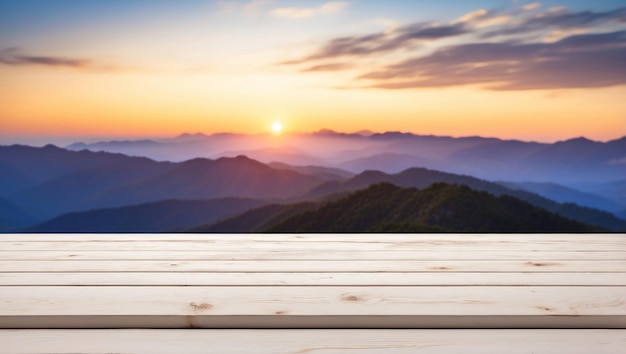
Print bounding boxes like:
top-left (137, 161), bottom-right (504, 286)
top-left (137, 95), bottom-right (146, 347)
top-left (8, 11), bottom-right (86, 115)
top-left (267, 183), bottom-right (601, 233)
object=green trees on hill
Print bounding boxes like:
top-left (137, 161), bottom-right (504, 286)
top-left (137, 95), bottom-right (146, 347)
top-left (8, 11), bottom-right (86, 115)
top-left (266, 183), bottom-right (599, 232)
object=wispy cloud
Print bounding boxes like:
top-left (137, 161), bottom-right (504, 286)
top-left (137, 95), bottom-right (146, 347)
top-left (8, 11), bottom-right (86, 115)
top-left (483, 6), bottom-right (626, 38)
top-left (303, 62), bottom-right (353, 72)
top-left (271, 1), bottom-right (348, 19)
top-left (373, 18), bottom-right (400, 35)
top-left (522, 2), bottom-right (542, 11)
top-left (283, 22), bottom-right (468, 63)
top-left (0, 48), bottom-right (127, 72)
top-left (0, 47), bottom-right (91, 69)
top-left (281, 5), bottom-right (626, 91)
top-left (360, 31), bottom-right (626, 90)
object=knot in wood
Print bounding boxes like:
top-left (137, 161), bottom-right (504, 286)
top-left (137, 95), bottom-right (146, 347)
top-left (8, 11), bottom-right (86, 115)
top-left (189, 302), bottom-right (213, 311)
top-left (342, 294), bottom-right (364, 302)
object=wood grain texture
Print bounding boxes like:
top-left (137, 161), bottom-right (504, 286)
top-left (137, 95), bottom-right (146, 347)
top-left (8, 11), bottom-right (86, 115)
top-left (1, 233), bottom-right (622, 242)
top-left (2, 259), bottom-right (624, 272)
top-left (2, 249), bottom-right (625, 261)
top-left (3, 249), bottom-right (626, 263)
top-left (2, 272), bottom-right (624, 286)
top-left (3, 239), bottom-right (625, 251)
top-left (1, 233), bottom-right (624, 347)
top-left (1, 329), bottom-right (625, 354)
top-left (3, 285), bottom-right (624, 316)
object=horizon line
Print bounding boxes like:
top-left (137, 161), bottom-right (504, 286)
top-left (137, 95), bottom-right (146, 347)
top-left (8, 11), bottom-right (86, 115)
top-left (1, 129), bottom-right (625, 148)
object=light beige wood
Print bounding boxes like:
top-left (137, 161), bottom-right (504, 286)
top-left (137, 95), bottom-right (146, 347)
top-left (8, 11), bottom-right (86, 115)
top-left (3, 285), bottom-right (623, 316)
top-left (2, 231), bottom-right (624, 353)
top-left (2, 259), bottom-right (624, 272)
top-left (3, 238), bottom-right (626, 251)
top-left (4, 250), bottom-right (625, 261)
top-left (0, 250), bottom-right (626, 263)
top-left (2, 272), bottom-right (624, 286)
top-left (2, 329), bottom-right (625, 354)
top-left (1, 233), bottom-right (623, 242)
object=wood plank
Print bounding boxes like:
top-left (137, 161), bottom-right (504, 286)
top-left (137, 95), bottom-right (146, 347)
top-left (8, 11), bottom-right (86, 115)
top-left (2, 233), bottom-right (623, 243)
top-left (0, 236), bottom-right (626, 254)
top-left (1, 286), bottom-right (624, 328)
top-left (1, 329), bottom-right (625, 354)
top-left (2, 260), bottom-right (624, 272)
top-left (0, 249), bottom-right (626, 260)
top-left (2, 272), bottom-right (625, 286)
top-left (3, 250), bottom-right (626, 261)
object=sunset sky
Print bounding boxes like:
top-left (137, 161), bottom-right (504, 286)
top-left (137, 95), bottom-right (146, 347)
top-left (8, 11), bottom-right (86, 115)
top-left (1, 0), bottom-right (625, 145)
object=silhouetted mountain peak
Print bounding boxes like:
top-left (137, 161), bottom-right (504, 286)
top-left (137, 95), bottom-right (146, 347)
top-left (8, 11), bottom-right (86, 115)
top-left (398, 166), bottom-right (437, 176)
top-left (558, 137), bottom-right (597, 145)
top-left (215, 155), bottom-right (267, 168)
top-left (174, 132), bottom-right (211, 142)
top-left (66, 142), bottom-right (87, 149)
top-left (315, 128), bottom-right (340, 135)
top-left (352, 170), bottom-right (390, 183)
top-left (175, 156), bottom-right (270, 175)
top-left (370, 131), bottom-right (415, 139)
top-left (181, 157), bottom-right (214, 165)
top-left (353, 130), bottom-right (374, 136)
top-left (607, 136), bottom-right (626, 148)
top-left (177, 132), bottom-right (208, 138)
top-left (311, 129), bottom-right (367, 138)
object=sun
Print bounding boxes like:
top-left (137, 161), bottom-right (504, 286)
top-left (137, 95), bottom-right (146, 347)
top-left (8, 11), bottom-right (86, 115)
top-left (271, 121), bottom-right (283, 134)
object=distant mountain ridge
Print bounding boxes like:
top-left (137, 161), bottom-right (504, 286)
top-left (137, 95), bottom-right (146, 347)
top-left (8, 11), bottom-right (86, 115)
top-left (0, 145), bottom-right (323, 220)
top-left (25, 198), bottom-right (268, 232)
top-left (500, 181), bottom-right (626, 217)
top-left (64, 131), bottom-right (626, 184)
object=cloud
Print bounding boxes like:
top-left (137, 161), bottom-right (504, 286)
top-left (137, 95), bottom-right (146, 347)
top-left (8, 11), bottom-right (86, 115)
top-left (522, 2), bottom-right (541, 11)
top-left (0, 48), bottom-right (126, 72)
top-left (0, 48), bottom-right (92, 69)
top-left (455, 9), bottom-right (512, 28)
top-left (358, 31), bottom-right (626, 90)
top-left (283, 9), bottom-right (517, 63)
top-left (457, 9), bottom-right (489, 23)
top-left (285, 22), bottom-right (468, 63)
top-left (483, 6), bottom-right (626, 37)
top-left (282, 4), bottom-right (626, 91)
top-left (303, 62), bottom-right (353, 72)
top-left (374, 18), bottom-right (400, 34)
top-left (271, 1), bottom-right (348, 19)
top-left (1, 55), bottom-right (91, 68)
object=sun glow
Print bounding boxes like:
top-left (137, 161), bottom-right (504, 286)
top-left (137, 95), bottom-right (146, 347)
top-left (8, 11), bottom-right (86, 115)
top-left (271, 121), bottom-right (283, 134)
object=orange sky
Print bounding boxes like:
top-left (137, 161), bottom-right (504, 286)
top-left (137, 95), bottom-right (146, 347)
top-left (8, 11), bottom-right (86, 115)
top-left (1, 0), bottom-right (625, 144)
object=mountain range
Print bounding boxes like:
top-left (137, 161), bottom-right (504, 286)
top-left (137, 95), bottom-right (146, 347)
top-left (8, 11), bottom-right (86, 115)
top-left (25, 198), bottom-right (268, 233)
top-left (1, 132), bottom-right (625, 233)
top-left (66, 131), bottom-right (626, 184)
top-left (0, 145), bottom-right (324, 222)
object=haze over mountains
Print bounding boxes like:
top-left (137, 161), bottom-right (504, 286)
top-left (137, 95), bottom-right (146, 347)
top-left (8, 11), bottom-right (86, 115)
top-left (1, 131), bottom-right (625, 232)
top-left (67, 131), bottom-right (626, 184)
